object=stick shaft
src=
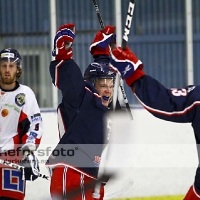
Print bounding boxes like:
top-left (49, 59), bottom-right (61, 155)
top-left (92, 0), bottom-right (104, 29)
top-left (91, 5), bottom-right (113, 198)
top-left (91, 1), bottom-right (135, 197)
top-left (92, 0), bottom-right (133, 120)
top-left (0, 158), bottom-right (50, 180)
top-left (122, 0), bottom-right (135, 49)
top-left (0, 158), bottom-right (24, 170)
top-left (119, 0), bottom-right (136, 120)
top-left (119, 79), bottom-right (133, 120)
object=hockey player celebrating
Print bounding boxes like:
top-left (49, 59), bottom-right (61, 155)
top-left (0, 48), bottom-right (43, 200)
top-left (46, 24), bottom-right (116, 200)
top-left (109, 45), bottom-right (200, 200)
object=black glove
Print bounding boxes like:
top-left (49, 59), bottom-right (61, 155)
top-left (21, 152), bottom-right (40, 181)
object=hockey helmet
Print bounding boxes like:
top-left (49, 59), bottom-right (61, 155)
top-left (0, 48), bottom-right (23, 80)
top-left (84, 62), bottom-right (115, 85)
top-left (0, 48), bottom-right (22, 69)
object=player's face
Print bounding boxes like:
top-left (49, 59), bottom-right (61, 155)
top-left (95, 78), bottom-right (114, 107)
top-left (0, 60), bottom-right (19, 84)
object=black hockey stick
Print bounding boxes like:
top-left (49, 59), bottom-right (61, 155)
top-left (0, 158), bottom-right (50, 180)
top-left (91, 2), bottom-right (135, 198)
top-left (92, 0), bottom-right (133, 120)
top-left (92, 0), bottom-right (104, 29)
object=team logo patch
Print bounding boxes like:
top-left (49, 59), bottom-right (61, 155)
top-left (29, 131), bottom-right (38, 138)
top-left (27, 131), bottom-right (38, 143)
top-left (1, 52), bottom-right (14, 58)
top-left (93, 156), bottom-right (101, 167)
top-left (1, 109), bottom-right (9, 117)
top-left (15, 93), bottom-right (25, 107)
top-left (2, 168), bottom-right (25, 193)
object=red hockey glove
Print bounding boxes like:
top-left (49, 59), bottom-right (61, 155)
top-left (109, 46), bottom-right (145, 86)
top-left (90, 25), bottom-right (116, 57)
top-left (52, 23), bottom-right (75, 61)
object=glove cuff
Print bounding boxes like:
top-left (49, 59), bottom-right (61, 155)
top-left (90, 46), bottom-right (110, 57)
top-left (93, 55), bottom-right (110, 63)
top-left (55, 48), bottom-right (73, 61)
top-left (125, 68), bottom-right (145, 87)
top-left (22, 143), bottom-right (36, 155)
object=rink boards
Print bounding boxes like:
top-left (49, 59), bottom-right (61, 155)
top-left (25, 108), bottom-right (197, 199)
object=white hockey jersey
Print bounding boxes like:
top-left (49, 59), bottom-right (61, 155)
top-left (0, 82), bottom-right (43, 153)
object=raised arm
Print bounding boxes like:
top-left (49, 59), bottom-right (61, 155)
top-left (49, 23), bottom-right (85, 104)
top-left (109, 45), bottom-right (200, 123)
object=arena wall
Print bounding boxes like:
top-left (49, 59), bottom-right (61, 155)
top-left (25, 108), bottom-right (197, 199)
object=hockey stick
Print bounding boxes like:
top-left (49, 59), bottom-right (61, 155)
top-left (122, 0), bottom-right (135, 49)
top-left (92, 0), bottom-right (133, 120)
top-left (114, 0), bottom-right (135, 119)
top-left (91, 1), bottom-right (135, 198)
top-left (0, 158), bottom-right (50, 180)
top-left (92, 143), bottom-right (109, 199)
top-left (88, 25), bottom-right (122, 196)
top-left (113, 0), bottom-right (135, 120)
top-left (92, 0), bottom-right (104, 29)
top-left (104, 178), bottom-right (133, 199)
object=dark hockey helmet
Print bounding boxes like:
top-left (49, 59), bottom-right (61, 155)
top-left (84, 62), bottom-right (116, 85)
top-left (0, 48), bottom-right (22, 69)
top-left (0, 48), bottom-right (23, 80)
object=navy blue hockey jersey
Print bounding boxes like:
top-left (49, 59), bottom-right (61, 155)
top-left (133, 75), bottom-right (200, 192)
top-left (46, 59), bottom-right (108, 179)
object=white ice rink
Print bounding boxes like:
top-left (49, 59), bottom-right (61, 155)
top-left (25, 108), bottom-right (197, 199)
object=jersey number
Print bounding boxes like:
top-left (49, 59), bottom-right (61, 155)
top-left (34, 123), bottom-right (39, 131)
top-left (171, 88), bottom-right (187, 96)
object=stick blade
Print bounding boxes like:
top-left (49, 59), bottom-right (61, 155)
top-left (103, 112), bottom-right (135, 198)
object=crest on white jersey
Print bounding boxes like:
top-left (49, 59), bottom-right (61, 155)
top-left (15, 93), bottom-right (25, 107)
